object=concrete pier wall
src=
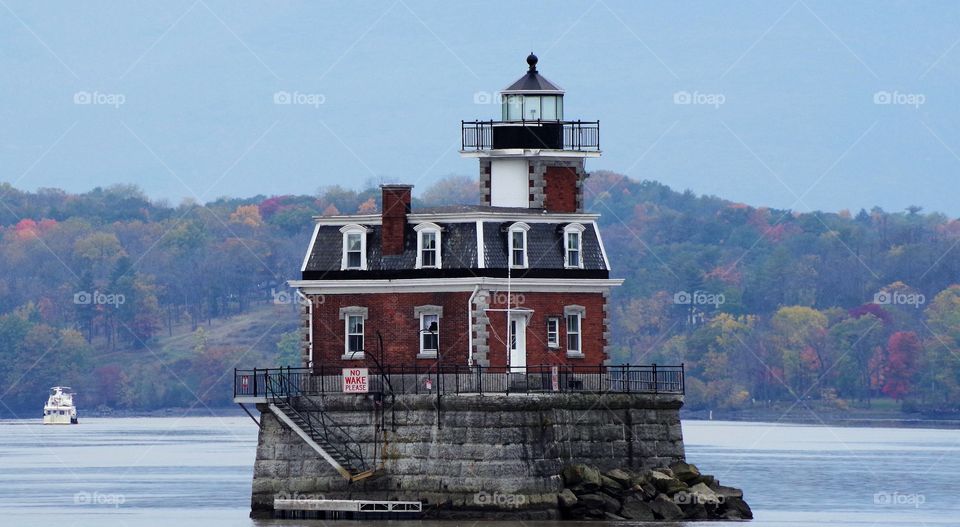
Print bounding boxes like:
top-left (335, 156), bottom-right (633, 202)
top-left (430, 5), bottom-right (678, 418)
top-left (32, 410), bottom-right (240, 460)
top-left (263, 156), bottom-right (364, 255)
top-left (251, 393), bottom-right (685, 519)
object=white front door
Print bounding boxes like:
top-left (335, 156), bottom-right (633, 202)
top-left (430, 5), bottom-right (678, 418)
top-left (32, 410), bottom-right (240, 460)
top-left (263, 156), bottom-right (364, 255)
top-left (509, 314), bottom-right (527, 372)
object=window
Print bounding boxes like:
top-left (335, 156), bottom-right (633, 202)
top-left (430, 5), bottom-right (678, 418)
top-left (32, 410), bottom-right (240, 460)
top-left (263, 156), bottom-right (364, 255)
top-left (566, 314), bottom-right (581, 353)
top-left (564, 305), bottom-right (585, 357)
top-left (340, 224), bottom-right (368, 270)
top-left (339, 306), bottom-right (368, 359)
top-left (414, 223), bottom-right (442, 269)
top-left (564, 223), bottom-right (585, 268)
top-left (508, 222), bottom-right (530, 269)
top-left (503, 94), bottom-right (523, 120)
top-left (546, 317), bottom-right (560, 348)
top-left (421, 314), bottom-right (439, 354)
top-left (347, 316), bottom-right (364, 355)
top-left (414, 305), bottom-right (443, 358)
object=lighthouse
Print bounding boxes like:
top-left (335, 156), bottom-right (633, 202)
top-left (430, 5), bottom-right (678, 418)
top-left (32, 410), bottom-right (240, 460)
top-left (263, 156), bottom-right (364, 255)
top-left (237, 53), bottom-right (692, 521)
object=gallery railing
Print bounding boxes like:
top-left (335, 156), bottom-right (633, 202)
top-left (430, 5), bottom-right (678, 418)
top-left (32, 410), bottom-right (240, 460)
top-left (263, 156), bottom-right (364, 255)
top-left (235, 364), bottom-right (683, 399)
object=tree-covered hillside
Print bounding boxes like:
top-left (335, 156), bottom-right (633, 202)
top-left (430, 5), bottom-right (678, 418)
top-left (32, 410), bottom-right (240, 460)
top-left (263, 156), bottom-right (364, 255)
top-left (1, 172), bottom-right (959, 415)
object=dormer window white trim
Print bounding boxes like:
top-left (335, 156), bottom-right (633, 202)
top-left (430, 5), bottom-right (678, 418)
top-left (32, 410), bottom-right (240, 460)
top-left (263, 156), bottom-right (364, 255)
top-left (414, 222), bottom-right (442, 269)
top-left (340, 224), bottom-right (369, 270)
top-left (508, 222), bottom-right (530, 269)
top-left (564, 223), bottom-right (585, 269)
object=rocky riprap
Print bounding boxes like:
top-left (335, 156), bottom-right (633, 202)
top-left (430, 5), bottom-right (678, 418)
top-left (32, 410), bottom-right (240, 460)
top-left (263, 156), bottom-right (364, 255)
top-left (558, 462), bottom-right (752, 521)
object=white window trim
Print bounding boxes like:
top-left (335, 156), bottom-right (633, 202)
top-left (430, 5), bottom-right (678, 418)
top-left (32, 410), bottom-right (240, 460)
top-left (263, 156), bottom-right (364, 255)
top-left (508, 222), bottom-right (530, 269)
top-left (564, 223), bottom-right (585, 269)
top-left (414, 305), bottom-right (443, 358)
top-left (340, 224), bottom-right (369, 271)
top-left (414, 222), bottom-right (442, 269)
top-left (564, 305), bottom-right (585, 358)
top-left (546, 316), bottom-right (560, 348)
top-left (339, 306), bottom-right (368, 359)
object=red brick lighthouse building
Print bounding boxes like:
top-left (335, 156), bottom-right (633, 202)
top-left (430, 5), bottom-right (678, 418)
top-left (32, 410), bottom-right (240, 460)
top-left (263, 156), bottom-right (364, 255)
top-left (289, 54), bottom-right (618, 373)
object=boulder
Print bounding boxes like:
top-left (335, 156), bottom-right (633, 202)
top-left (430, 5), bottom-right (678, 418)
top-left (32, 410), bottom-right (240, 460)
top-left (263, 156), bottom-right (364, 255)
top-left (620, 496), bottom-right (655, 521)
top-left (600, 475), bottom-right (626, 499)
top-left (687, 482), bottom-right (722, 506)
top-left (578, 492), bottom-right (621, 514)
top-left (636, 480), bottom-right (658, 501)
top-left (713, 484), bottom-right (744, 500)
top-left (648, 493), bottom-right (684, 521)
top-left (669, 461), bottom-right (702, 484)
top-left (557, 488), bottom-right (578, 509)
top-left (647, 470), bottom-right (689, 495)
top-left (603, 511), bottom-right (627, 521)
top-left (651, 467), bottom-right (674, 478)
top-left (605, 468), bottom-right (633, 488)
top-left (695, 474), bottom-right (717, 488)
top-left (680, 502), bottom-right (709, 520)
top-left (562, 464), bottom-right (602, 489)
top-left (722, 496), bottom-right (753, 519)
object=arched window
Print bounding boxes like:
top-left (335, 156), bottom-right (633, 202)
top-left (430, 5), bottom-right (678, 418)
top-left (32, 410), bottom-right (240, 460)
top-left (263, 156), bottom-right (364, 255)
top-left (339, 224), bottom-right (368, 270)
top-left (508, 222), bottom-right (530, 269)
top-left (563, 223), bottom-right (585, 268)
top-left (414, 223), bottom-right (442, 269)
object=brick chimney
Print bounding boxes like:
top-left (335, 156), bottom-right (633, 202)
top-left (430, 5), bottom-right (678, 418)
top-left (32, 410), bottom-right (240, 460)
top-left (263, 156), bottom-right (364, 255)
top-left (381, 184), bottom-right (413, 255)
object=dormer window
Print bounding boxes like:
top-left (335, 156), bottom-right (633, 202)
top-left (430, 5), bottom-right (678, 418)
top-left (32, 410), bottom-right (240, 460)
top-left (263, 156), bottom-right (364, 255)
top-left (340, 224), bottom-right (368, 270)
top-left (564, 223), bottom-right (585, 268)
top-left (508, 222), bottom-right (530, 269)
top-left (414, 223), bottom-right (442, 269)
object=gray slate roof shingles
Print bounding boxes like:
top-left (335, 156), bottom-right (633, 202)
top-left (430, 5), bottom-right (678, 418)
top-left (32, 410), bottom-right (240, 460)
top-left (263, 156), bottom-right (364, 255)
top-left (303, 220), bottom-right (607, 274)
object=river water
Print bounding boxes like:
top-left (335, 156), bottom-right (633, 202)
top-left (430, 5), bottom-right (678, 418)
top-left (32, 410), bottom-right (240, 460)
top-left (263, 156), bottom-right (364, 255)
top-left (0, 416), bottom-right (957, 526)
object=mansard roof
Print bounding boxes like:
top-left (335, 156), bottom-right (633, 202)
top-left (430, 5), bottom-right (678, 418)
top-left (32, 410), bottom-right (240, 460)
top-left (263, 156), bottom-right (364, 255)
top-left (301, 213), bottom-right (610, 280)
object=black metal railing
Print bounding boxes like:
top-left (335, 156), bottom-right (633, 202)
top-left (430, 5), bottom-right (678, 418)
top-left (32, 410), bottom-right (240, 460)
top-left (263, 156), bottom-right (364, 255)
top-left (235, 364), bottom-right (683, 399)
top-left (461, 120), bottom-right (600, 151)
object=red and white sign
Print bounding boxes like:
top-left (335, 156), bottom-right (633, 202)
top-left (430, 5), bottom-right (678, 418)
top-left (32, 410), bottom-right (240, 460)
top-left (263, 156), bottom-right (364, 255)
top-left (551, 366), bottom-right (560, 392)
top-left (342, 368), bottom-right (369, 393)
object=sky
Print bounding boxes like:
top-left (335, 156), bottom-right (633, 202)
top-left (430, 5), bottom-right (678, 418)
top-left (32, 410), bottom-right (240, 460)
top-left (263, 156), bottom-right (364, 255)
top-left (1, 1), bottom-right (959, 215)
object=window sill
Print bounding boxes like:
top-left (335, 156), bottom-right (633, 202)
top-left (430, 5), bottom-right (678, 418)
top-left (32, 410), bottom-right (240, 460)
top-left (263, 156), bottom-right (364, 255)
top-left (566, 351), bottom-right (585, 359)
top-left (341, 354), bottom-right (365, 360)
top-left (548, 343), bottom-right (559, 349)
top-left (416, 352), bottom-right (438, 359)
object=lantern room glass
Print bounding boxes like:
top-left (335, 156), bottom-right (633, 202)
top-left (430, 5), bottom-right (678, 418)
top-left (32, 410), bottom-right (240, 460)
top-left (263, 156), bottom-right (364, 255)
top-left (501, 94), bottom-right (563, 121)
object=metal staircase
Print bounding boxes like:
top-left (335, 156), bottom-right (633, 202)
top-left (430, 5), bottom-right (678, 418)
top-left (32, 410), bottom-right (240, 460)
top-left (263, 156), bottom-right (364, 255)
top-left (265, 374), bottom-right (377, 482)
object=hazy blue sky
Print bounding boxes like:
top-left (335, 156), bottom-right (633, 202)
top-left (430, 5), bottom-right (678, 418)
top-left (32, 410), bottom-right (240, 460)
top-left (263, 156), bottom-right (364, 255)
top-left (2, 1), bottom-right (959, 214)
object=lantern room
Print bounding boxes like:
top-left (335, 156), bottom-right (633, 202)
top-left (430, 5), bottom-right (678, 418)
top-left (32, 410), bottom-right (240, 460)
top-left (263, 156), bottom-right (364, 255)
top-left (500, 53), bottom-right (564, 121)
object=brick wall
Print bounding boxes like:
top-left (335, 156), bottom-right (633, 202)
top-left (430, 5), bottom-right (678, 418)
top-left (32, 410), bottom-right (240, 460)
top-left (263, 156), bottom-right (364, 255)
top-left (309, 290), bottom-right (608, 371)
top-left (482, 291), bottom-right (607, 368)
top-left (543, 165), bottom-right (579, 213)
top-left (310, 291), bottom-right (471, 371)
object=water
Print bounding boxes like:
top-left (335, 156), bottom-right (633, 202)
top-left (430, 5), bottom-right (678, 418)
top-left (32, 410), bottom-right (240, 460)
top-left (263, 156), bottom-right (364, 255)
top-left (0, 416), bottom-right (958, 526)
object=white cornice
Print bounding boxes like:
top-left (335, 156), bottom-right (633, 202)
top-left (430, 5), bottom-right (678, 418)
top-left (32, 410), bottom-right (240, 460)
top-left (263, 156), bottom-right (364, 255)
top-left (311, 211), bottom-right (601, 225)
top-left (289, 277), bottom-right (624, 294)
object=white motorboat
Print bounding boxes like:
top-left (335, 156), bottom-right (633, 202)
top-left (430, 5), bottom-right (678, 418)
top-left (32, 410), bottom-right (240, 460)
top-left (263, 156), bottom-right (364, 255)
top-left (42, 386), bottom-right (78, 425)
